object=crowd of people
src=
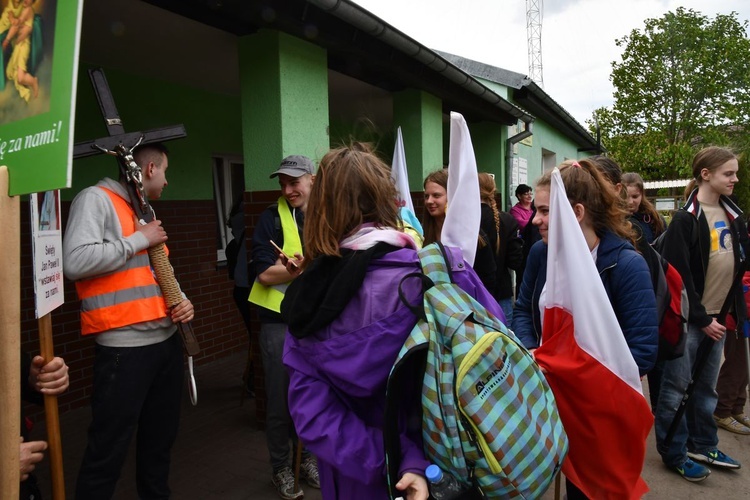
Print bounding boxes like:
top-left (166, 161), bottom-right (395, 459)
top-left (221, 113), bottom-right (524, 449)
top-left (15, 142), bottom-right (743, 500)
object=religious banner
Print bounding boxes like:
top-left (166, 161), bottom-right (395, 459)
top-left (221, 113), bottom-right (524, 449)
top-left (0, 0), bottom-right (84, 195)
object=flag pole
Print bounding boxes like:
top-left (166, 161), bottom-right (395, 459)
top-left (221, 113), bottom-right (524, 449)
top-left (0, 166), bottom-right (21, 499)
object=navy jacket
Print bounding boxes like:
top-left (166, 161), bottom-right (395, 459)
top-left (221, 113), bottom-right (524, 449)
top-left (512, 230), bottom-right (658, 375)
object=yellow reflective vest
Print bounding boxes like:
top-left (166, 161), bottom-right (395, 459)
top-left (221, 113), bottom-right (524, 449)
top-left (248, 198), bottom-right (302, 313)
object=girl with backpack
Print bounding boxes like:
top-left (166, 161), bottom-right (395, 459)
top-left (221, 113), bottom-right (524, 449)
top-left (654, 146), bottom-right (749, 482)
top-left (280, 143), bottom-right (502, 500)
top-left (512, 159), bottom-right (658, 499)
top-left (621, 171), bottom-right (669, 411)
top-left (622, 172), bottom-right (666, 244)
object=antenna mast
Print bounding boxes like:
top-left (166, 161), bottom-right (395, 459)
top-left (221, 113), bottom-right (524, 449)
top-left (526, 0), bottom-right (544, 87)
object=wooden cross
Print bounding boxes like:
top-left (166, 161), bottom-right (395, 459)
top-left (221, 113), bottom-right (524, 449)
top-left (72, 67), bottom-right (200, 355)
top-left (74, 68), bottom-right (187, 219)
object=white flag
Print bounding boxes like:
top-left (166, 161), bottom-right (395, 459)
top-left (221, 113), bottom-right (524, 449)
top-left (391, 127), bottom-right (414, 213)
top-left (442, 112), bottom-right (480, 266)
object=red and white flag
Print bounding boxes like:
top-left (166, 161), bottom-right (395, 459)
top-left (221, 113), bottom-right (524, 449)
top-left (534, 168), bottom-right (653, 499)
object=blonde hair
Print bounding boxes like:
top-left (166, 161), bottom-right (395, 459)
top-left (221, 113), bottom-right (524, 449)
top-left (303, 142), bottom-right (400, 262)
top-left (536, 159), bottom-right (636, 245)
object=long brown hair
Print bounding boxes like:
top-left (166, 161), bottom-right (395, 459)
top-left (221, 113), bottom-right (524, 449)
top-left (622, 172), bottom-right (664, 236)
top-left (535, 159), bottom-right (636, 245)
top-left (422, 169), bottom-right (448, 245)
top-left (684, 146), bottom-right (737, 199)
top-left (478, 172), bottom-right (500, 253)
top-left (303, 142), bottom-right (400, 262)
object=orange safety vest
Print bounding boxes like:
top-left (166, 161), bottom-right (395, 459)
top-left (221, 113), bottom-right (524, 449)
top-left (75, 187), bottom-right (169, 335)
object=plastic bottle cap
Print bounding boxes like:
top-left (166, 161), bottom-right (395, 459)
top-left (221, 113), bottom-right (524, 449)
top-left (425, 464), bottom-right (443, 482)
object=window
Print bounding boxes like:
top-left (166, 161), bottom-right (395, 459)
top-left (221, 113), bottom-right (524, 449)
top-left (542, 149), bottom-right (556, 173)
top-left (211, 155), bottom-right (245, 261)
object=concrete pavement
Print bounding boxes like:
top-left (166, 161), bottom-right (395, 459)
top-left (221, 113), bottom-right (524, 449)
top-left (31, 352), bottom-right (749, 499)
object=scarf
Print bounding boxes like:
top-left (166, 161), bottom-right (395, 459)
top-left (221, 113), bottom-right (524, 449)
top-left (281, 225), bottom-right (414, 338)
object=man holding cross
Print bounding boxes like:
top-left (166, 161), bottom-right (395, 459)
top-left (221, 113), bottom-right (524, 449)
top-left (63, 143), bottom-right (194, 499)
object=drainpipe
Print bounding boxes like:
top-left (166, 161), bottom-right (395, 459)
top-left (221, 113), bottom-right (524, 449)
top-left (505, 120), bottom-right (533, 210)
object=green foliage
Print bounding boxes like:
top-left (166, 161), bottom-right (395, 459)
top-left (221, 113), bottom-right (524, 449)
top-left (591, 8), bottom-right (750, 182)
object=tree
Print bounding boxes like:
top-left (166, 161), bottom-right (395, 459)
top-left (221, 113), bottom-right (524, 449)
top-left (593, 8), bottom-right (750, 181)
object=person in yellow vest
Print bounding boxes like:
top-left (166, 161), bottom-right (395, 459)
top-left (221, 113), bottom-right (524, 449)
top-left (249, 155), bottom-right (319, 499)
top-left (63, 143), bottom-right (194, 499)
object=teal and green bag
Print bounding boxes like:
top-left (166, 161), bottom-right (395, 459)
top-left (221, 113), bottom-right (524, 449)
top-left (385, 242), bottom-right (568, 499)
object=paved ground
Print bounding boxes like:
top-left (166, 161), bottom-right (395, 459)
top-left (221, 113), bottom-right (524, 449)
top-left (32, 351), bottom-right (750, 499)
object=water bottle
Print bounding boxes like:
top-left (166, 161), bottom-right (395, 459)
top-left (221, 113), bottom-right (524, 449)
top-left (425, 464), bottom-right (465, 500)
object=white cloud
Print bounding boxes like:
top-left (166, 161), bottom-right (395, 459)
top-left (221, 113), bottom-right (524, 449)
top-left (352, 0), bottom-right (750, 126)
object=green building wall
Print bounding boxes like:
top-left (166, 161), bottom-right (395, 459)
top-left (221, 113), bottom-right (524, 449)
top-left (238, 31), bottom-right (329, 190)
top-left (516, 119), bottom-right (590, 186)
top-left (70, 65), bottom-right (243, 201)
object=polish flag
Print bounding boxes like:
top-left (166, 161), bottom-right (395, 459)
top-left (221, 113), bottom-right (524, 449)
top-left (442, 112), bottom-right (480, 266)
top-left (533, 168), bottom-right (653, 499)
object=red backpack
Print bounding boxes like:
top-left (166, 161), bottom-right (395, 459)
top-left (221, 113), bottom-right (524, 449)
top-left (650, 233), bottom-right (689, 360)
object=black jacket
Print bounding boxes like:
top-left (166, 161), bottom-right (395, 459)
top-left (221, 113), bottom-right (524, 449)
top-left (495, 212), bottom-right (523, 300)
top-left (659, 190), bottom-right (749, 328)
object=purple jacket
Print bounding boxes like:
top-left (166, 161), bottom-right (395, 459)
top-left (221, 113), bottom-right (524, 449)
top-left (283, 246), bottom-right (503, 499)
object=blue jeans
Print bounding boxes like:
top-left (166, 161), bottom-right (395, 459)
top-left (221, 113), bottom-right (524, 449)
top-left (498, 297), bottom-right (514, 326)
top-left (654, 322), bottom-right (724, 467)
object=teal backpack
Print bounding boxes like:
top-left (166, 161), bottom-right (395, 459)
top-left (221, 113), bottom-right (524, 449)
top-left (385, 242), bottom-right (568, 499)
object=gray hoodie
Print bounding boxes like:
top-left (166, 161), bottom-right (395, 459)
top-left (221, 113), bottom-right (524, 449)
top-left (63, 177), bottom-right (177, 347)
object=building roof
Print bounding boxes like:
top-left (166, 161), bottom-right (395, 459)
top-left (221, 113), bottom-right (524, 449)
top-left (143, 0), bottom-right (532, 126)
top-left (435, 51), bottom-right (599, 151)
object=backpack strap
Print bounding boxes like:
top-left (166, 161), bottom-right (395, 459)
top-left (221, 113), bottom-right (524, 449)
top-left (418, 241), bottom-right (455, 285)
top-left (397, 241), bottom-right (456, 323)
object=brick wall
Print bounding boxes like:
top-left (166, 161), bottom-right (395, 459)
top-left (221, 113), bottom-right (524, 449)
top-left (20, 197), bottom-right (252, 419)
top-left (20, 189), bottom-right (426, 426)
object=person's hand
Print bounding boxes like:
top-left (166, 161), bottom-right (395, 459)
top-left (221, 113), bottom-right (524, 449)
top-left (171, 298), bottom-right (194, 324)
top-left (137, 219), bottom-right (168, 247)
top-left (283, 252), bottom-right (304, 278)
top-left (395, 472), bottom-right (429, 500)
top-left (528, 348), bottom-right (547, 373)
top-left (29, 356), bottom-right (69, 396)
top-left (701, 318), bottom-right (726, 341)
top-left (19, 438), bottom-right (47, 481)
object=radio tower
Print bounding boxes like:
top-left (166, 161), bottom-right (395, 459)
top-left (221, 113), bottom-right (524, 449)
top-left (526, 0), bottom-right (544, 87)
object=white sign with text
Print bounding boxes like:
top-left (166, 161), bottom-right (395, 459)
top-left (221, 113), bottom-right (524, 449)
top-left (30, 191), bottom-right (64, 317)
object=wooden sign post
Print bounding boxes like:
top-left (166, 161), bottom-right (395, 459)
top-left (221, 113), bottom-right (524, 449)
top-left (0, 166), bottom-right (21, 499)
